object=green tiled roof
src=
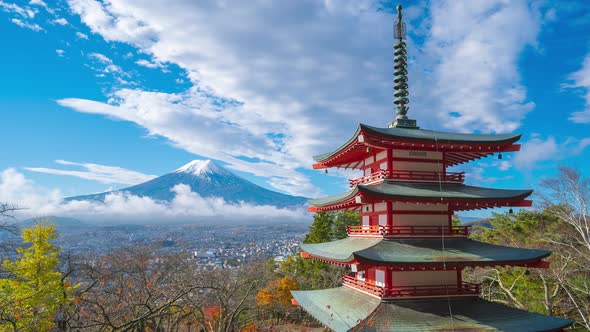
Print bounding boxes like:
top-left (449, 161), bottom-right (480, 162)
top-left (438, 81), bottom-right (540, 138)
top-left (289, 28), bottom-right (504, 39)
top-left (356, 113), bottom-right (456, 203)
top-left (313, 124), bottom-right (521, 162)
top-left (292, 287), bottom-right (574, 332)
top-left (300, 238), bottom-right (550, 265)
top-left (292, 287), bottom-right (381, 331)
top-left (309, 182), bottom-right (532, 207)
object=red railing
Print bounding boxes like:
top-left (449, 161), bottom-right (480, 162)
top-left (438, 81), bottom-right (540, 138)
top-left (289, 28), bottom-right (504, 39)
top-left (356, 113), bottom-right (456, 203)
top-left (347, 225), bottom-right (470, 237)
top-left (349, 170), bottom-right (465, 187)
top-left (342, 274), bottom-right (480, 298)
top-left (349, 169), bottom-right (390, 186)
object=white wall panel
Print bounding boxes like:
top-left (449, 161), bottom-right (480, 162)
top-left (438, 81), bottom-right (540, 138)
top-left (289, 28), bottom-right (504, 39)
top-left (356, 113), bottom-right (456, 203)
top-left (393, 271), bottom-right (456, 286)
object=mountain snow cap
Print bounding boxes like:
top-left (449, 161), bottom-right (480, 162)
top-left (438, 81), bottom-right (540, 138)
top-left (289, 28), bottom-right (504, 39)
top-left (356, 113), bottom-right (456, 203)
top-left (175, 159), bottom-right (225, 176)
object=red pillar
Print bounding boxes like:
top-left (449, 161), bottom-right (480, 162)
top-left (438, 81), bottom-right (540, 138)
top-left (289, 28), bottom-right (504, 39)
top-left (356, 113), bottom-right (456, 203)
top-left (387, 148), bottom-right (393, 172)
top-left (387, 201), bottom-right (393, 227)
top-left (385, 267), bottom-right (393, 297)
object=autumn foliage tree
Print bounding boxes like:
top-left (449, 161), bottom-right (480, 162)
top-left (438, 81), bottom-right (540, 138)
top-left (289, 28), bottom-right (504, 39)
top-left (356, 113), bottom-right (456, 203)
top-left (0, 221), bottom-right (77, 331)
top-left (256, 276), bottom-right (298, 309)
top-left (66, 247), bottom-right (264, 332)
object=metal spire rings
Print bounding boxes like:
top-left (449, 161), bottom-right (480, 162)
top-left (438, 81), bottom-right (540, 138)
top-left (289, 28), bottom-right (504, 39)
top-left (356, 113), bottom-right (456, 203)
top-left (389, 4), bottom-right (418, 129)
top-left (394, 4), bottom-right (409, 120)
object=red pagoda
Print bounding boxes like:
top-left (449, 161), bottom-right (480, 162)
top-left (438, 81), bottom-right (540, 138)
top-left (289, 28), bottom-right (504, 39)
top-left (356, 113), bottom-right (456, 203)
top-left (291, 5), bottom-right (574, 331)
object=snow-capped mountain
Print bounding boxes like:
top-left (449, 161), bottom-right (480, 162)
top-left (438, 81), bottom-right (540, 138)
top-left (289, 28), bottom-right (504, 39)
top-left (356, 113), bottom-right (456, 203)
top-left (66, 160), bottom-right (308, 208)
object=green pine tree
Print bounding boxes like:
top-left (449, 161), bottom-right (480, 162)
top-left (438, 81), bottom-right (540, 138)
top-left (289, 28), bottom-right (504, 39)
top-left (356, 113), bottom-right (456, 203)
top-left (332, 211), bottom-right (360, 239)
top-left (303, 212), bottom-right (335, 244)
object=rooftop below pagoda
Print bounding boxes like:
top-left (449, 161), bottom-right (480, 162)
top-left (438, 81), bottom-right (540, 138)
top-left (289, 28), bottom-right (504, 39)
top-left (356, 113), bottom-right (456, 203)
top-left (291, 287), bottom-right (574, 332)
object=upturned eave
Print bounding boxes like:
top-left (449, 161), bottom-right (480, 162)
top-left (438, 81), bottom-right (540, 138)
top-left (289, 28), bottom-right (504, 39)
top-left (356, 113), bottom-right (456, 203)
top-left (312, 124), bottom-right (522, 169)
top-left (299, 237), bottom-right (551, 268)
top-left (308, 182), bottom-right (533, 212)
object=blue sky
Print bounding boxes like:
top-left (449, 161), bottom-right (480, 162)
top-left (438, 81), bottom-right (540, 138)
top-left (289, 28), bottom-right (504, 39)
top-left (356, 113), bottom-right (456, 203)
top-left (1, 0), bottom-right (590, 220)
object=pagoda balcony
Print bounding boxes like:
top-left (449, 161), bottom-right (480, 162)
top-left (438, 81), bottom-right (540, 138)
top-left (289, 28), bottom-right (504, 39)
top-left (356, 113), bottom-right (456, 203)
top-left (342, 274), bottom-right (480, 299)
top-left (349, 170), bottom-right (465, 187)
top-left (346, 225), bottom-right (471, 237)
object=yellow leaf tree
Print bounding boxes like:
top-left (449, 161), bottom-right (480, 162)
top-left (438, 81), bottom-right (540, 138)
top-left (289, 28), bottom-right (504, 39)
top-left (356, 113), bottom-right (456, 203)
top-left (256, 276), bottom-right (298, 309)
top-left (0, 221), bottom-right (77, 331)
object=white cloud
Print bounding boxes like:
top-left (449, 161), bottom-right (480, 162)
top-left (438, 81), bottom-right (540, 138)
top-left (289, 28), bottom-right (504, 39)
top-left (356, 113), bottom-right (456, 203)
top-left (88, 52), bottom-right (111, 63)
top-left (25, 160), bottom-right (157, 185)
top-left (0, 168), bottom-right (307, 223)
top-left (514, 136), bottom-right (590, 169)
top-left (56, 49), bottom-right (65, 57)
top-left (565, 53), bottom-right (590, 123)
top-left (59, 1), bottom-right (550, 195)
top-left (76, 31), bottom-right (88, 39)
top-left (465, 166), bottom-right (513, 184)
top-left (66, 0), bottom-right (157, 48)
top-left (135, 59), bottom-right (164, 69)
top-left (87, 52), bottom-right (127, 77)
top-left (421, 1), bottom-right (541, 133)
top-left (52, 17), bottom-right (68, 25)
top-left (514, 136), bottom-right (558, 169)
top-left (498, 161), bottom-right (512, 171)
top-left (10, 18), bottom-right (43, 31)
top-left (29, 0), bottom-right (53, 14)
top-left (0, 1), bottom-right (34, 18)
top-left (0, 168), bottom-right (62, 213)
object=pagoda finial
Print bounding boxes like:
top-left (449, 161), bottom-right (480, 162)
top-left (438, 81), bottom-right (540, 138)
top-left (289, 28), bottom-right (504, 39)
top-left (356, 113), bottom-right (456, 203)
top-left (388, 4), bottom-right (418, 129)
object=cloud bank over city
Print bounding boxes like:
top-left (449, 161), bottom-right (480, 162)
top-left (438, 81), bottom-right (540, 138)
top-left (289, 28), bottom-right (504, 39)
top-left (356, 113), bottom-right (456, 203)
top-left (0, 168), bottom-right (307, 222)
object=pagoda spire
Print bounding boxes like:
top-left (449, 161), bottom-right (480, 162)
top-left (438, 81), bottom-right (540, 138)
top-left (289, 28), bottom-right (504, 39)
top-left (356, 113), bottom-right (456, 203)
top-left (388, 4), bottom-right (418, 129)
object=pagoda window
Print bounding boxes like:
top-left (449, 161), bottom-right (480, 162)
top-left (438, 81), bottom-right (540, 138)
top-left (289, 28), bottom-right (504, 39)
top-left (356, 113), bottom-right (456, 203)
top-left (357, 270), bottom-right (365, 281)
top-left (375, 269), bottom-right (386, 288)
top-left (362, 215), bottom-right (370, 227)
top-left (378, 214), bottom-right (388, 226)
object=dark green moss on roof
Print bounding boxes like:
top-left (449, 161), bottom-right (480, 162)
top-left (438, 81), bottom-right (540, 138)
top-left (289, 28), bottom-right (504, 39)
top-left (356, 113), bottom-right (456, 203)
top-left (300, 237), bottom-right (550, 265)
top-left (308, 182), bottom-right (532, 207)
top-left (292, 287), bottom-right (574, 332)
top-left (313, 124), bottom-right (521, 162)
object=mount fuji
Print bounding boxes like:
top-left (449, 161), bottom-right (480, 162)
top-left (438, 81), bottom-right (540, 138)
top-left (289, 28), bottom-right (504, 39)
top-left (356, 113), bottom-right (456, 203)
top-left (66, 160), bottom-right (308, 208)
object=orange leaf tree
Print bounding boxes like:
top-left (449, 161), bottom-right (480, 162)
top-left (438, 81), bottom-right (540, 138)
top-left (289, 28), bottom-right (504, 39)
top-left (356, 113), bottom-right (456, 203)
top-left (256, 276), bottom-right (298, 310)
